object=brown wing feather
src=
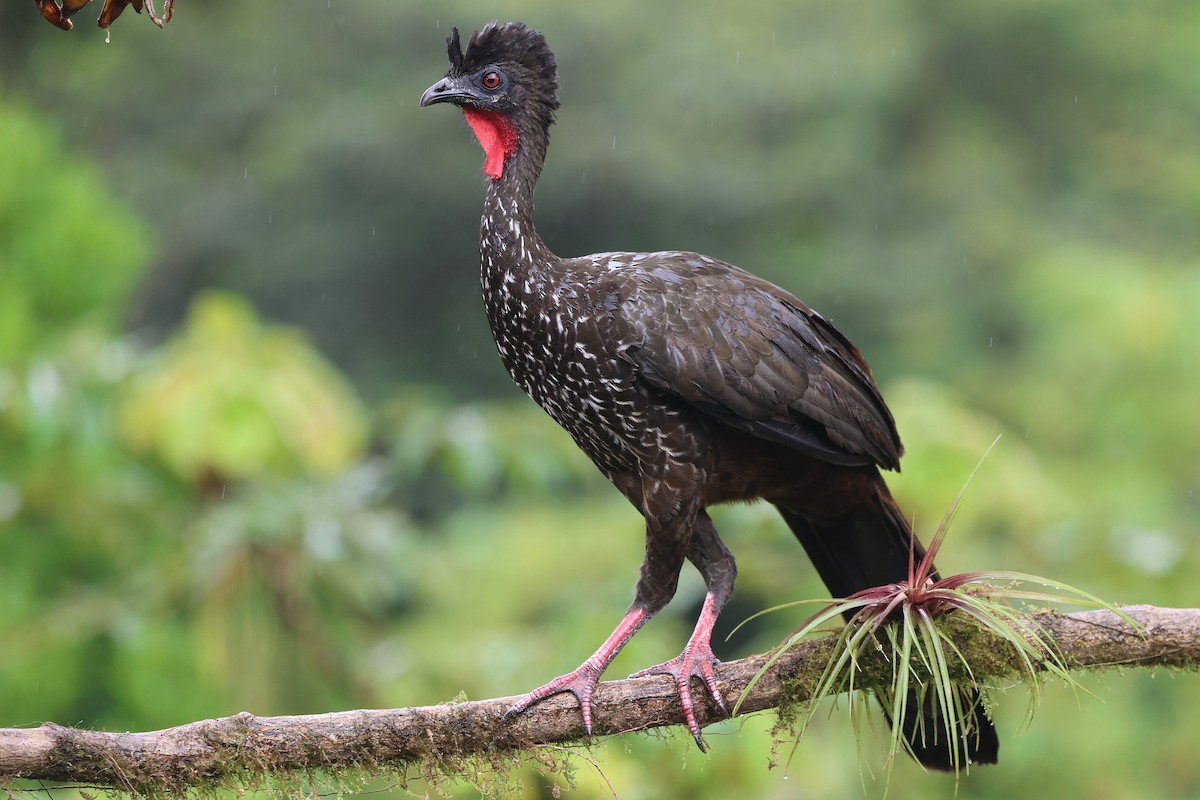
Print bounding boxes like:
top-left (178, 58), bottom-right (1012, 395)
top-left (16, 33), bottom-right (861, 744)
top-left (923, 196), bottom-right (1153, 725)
top-left (611, 252), bottom-right (903, 471)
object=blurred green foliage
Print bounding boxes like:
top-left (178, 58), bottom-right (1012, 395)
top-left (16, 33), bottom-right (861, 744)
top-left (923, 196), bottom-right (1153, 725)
top-left (1, 1), bottom-right (1198, 799)
top-left (119, 290), bottom-right (367, 482)
top-left (0, 93), bottom-right (148, 360)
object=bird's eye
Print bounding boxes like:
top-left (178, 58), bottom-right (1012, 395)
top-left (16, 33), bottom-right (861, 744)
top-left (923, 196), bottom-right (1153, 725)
top-left (481, 71), bottom-right (503, 90)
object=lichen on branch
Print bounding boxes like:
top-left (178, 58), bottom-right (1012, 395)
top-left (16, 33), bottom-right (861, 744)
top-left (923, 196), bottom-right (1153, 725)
top-left (0, 606), bottom-right (1196, 795)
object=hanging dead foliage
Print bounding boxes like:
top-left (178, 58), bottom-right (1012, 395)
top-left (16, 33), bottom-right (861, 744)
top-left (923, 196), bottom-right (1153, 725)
top-left (34, 0), bottom-right (175, 34)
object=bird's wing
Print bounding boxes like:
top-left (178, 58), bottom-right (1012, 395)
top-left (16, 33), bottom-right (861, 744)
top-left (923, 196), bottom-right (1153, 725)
top-left (606, 253), bottom-right (902, 470)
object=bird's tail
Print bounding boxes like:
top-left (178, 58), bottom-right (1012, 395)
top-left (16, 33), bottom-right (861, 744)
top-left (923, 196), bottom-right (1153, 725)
top-left (775, 468), bottom-right (999, 770)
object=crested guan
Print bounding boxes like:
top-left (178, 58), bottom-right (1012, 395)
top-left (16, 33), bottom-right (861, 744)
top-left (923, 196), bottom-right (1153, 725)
top-left (420, 21), bottom-right (999, 768)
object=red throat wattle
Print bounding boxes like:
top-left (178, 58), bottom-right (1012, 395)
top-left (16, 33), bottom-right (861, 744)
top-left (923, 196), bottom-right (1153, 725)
top-left (462, 108), bottom-right (519, 179)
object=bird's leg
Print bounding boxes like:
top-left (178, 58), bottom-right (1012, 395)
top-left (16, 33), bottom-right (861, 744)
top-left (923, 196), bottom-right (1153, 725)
top-left (628, 510), bottom-right (736, 750)
top-left (504, 605), bottom-right (649, 737)
top-left (506, 481), bottom-right (696, 740)
top-left (628, 592), bottom-right (725, 744)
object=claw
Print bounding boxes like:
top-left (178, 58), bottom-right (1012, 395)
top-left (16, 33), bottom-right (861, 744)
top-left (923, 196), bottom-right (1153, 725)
top-left (630, 645), bottom-right (727, 749)
top-left (503, 607), bottom-right (649, 742)
top-left (504, 661), bottom-right (605, 739)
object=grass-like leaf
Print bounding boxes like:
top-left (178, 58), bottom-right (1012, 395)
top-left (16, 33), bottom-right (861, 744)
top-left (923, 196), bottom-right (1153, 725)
top-left (733, 438), bottom-right (1142, 787)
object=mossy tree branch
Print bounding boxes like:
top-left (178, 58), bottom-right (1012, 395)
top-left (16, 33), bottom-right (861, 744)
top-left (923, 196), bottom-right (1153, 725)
top-left (1, 605), bottom-right (1196, 795)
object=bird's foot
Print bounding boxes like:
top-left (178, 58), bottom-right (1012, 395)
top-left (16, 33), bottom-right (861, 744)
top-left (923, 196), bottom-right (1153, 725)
top-left (629, 644), bottom-right (726, 751)
top-left (504, 607), bottom-right (650, 742)
top-left (503, 661), bottom-right (606, 739)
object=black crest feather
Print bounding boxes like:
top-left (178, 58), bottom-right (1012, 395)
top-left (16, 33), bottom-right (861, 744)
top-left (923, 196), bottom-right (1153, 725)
top-left (446, 27), bottom-right (465, 73)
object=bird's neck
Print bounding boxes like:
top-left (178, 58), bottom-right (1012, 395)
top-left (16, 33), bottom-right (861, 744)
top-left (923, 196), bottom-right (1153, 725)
top-left (478, 115), bottom-right (555, 280)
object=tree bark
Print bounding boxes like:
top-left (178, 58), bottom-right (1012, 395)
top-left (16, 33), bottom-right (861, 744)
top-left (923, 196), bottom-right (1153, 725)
top-left (1, 605), bottom-right (1196, 794)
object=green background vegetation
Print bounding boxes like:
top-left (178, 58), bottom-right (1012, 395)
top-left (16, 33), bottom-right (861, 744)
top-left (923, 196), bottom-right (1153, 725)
top-left (1, 0), bottom-right (1197, 797)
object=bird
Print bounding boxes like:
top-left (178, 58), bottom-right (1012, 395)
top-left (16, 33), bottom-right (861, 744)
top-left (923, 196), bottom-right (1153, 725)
top-left (419, 21), bottom-right (999, 768)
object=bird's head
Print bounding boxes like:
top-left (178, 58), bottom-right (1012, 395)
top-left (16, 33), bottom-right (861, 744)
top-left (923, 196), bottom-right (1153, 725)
top-left (420, 21), bottom-right (560, 180)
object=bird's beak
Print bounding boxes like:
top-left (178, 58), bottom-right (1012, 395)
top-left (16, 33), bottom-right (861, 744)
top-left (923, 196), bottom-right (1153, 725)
top-left (420, 77), bottom-right (473, 108)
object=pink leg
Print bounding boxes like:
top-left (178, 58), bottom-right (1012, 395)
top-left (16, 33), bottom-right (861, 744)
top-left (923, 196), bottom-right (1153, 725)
top-left (629, 592), bottom-right (726, 750)
top-left (505, 607), bottom-right (649, 738)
